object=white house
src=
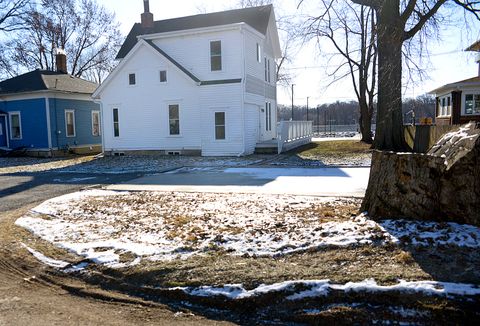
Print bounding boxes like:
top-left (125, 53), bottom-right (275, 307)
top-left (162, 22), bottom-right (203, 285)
top-left (93, 1), bottom-right (282, 156)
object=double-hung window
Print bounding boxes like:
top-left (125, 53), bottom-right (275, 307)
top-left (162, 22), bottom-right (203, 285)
top-left (169, 104), bottom-right (180, 135)
top-left (92, 111), bottom-right (101, 136)
top-left (265, 102), bottom-right (272, 131)
top-left (256, 43), bottom-right (261, 63)
top-left (210, 41), bottom-right (222, 71)
top-left (9, 112), bottom-right (22, 140)
top-left (215, 112), bottom-right (225, 140)
top-left (264, 57), bottom-right (268, 81)
top-left (65, 110), bottom-right (76, 137)
top-left (267, 59), bottom-right (271, 83)
top-left (113, 108), bottom-right (120, 137)
top-left (465, 94), bottom-right (480, 115)
top-left (128, 73), bottom-right (136, 85)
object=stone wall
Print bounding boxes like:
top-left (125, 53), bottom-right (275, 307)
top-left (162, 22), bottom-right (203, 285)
top-left (362, 123), bottom-right (480, 226)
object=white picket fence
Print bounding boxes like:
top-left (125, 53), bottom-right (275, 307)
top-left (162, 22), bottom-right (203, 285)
top-left (277, 121), bottom-right (314, 154)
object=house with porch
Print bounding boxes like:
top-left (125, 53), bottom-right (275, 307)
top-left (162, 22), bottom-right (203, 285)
top-left (93, 2), bottom-right (311, 156)
top-left (0, 58), bottom-right (101, 156)
top-left (430, 40), bottom-right (480, 125)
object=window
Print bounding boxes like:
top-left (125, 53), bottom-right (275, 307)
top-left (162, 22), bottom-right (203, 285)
top-left (256, 43), bottom-right (261, 63)
top-left (92, 111), bottom-right (101, 136)
top-left (267, 59), bottom-right (271, 83)
top-left (169, 104), bottom-right (180, 135)
top-left (264, 57), bottom-right (267, 81)
top-left (128, 73), bottom-right (136, 85)
top-left (210, 41), bottom-right (222, 71)
top-left (65, 110), bottom-right (75, 137)
top-left (9, 112), bottom-right (21, 139)
top-left (0, 122), bottom-right (3, 136)
top-left (438, 96), bottom-right (452, 117)
top-left (160, 70), bottom-right (167, 83)
top-left (113, 108), bottom-right (120, 137)
top-left (265, 102), bottom-right (272, 131)
top-left (465, 94), bottom-right (480, 115)
top-left (215, 112), bottom-right (225, 140)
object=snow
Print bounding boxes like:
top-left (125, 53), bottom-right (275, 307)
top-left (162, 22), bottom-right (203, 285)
top-left (175, 279), bottom-right (480, 300)
top-left (15, 191), bottom-right (480, 268)
top-left (21, 244), bottom-right (70, 269)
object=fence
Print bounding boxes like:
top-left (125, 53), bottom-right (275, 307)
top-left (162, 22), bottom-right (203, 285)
top-left (277, 121), bottom-right (314, 154)
top-left (404, 124), bottom-right (459, 153)
top-left (313, 124), bottom-right (377, 136)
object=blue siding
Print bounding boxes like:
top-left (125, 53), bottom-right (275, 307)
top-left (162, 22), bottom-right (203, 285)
top-left (48, 98), bottom-right (101, 149)
top-left (0, 98), bottom-right (49, 149)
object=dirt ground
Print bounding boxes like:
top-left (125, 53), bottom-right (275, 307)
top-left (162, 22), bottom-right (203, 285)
top-left (0, 205), bottom-right (233, 326)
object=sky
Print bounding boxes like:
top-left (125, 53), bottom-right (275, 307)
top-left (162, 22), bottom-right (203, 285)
top-left (98, 0), bottom-right (480, 107)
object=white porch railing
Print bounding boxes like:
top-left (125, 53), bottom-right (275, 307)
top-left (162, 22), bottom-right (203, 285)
top-left (277, 121), bottom-right (314, 154)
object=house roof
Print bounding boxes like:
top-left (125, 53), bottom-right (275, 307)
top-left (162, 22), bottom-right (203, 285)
top-left (430, 76), bottom-right (480, 95)
top-left (117, 5), bottom-right (273, 59)
top-left (466, 40), bottom-right (480, 52)
top-left (0, 70), bottom-right (98, 96)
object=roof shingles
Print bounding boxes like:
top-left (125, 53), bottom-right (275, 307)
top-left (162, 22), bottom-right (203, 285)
top-left (117, 5), bottom-right (273, 59)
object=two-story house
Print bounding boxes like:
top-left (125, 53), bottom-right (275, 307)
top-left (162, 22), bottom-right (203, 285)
top-left (93, 2), bottom-right (282, 156)
top-left (430, 40), bottom-right (480, 126)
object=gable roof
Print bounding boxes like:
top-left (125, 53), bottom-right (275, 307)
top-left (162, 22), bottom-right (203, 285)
top-left (117, 5), bottom-right (273, 59)
top-left (430, 76), bottom-right (480, 95)
top-left (0, 70), bottom-right (98, 96)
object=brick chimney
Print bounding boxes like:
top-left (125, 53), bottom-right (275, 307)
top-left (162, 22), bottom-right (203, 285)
top-left (141, 0), bottom-right (154, 28)
top-left (55, 48), bottom-right (67, 74)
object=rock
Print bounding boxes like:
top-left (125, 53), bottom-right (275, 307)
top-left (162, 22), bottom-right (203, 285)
top-left (362, 123), bottom-right (480, 226)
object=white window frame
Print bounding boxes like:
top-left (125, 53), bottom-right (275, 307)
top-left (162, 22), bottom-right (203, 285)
top-left (264, 57), bottom-right (268, 81)
top-left (168, 104), bottom-right (181, 136)
top-left (9, 112), bottom-right (22, 140)
top-left (92, 110), bottom-right (101, 136)
top-left (159, 70), bottom-right (167, 83)
top-left (438, 95), bottom-right (452, 117)
top-left (214, 111), bottom-right (226, 140)
top-left (267, 59), bottom-right (271, 83)
top-left (463, 92), bottom-right (480, 115)
top-left (113, 108), bottom-right (120, 138)
top-left (210, 40), bottom-right (222, 72)
top-left (65, 110), bottom-right (76, 138)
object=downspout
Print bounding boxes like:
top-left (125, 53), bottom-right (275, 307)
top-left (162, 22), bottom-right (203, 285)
top-left (239, 26), bottom-right (247, 157)
top-left (93, 99), bottom-right (105, 156)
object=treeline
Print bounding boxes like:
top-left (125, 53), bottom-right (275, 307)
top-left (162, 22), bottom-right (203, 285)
top-left (278, 94), bottom-right (436, 125)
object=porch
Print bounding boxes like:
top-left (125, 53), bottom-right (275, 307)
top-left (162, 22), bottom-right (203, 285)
top-left (255, 121), bottom-right (314, 154)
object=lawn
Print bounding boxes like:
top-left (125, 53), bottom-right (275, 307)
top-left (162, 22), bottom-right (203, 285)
top-left (15, 189), bottom-right (480, 324)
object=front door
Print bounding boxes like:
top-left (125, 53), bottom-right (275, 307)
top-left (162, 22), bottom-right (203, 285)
top-left (0, 115), bottom-right (7, 148)
top-left (259, 105), bottom-right (268, 141)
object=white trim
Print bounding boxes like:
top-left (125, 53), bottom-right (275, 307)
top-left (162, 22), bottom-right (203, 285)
top-left (209, 39), bottom-right (223, 72)
top-left (65, 109), bottom-right (76, 137)
top-left (166, 102), bottom-right (182, 137)
top-left (45, 97), bottom-right (52, 148)
top-left (462, 91), bottom-right (480, 116)
top-left (91, 110), bottom-right (101, 136)
top-left (0, 114), bottom-right (9, 148)
top-left (112, 107), bottom-right (120, 138)
top-left (8, 111), bottom-right (22, 140)
top-left (139, 23), bottom-right (245, 41)
top-left (0, 91), bottom-right (94, 101)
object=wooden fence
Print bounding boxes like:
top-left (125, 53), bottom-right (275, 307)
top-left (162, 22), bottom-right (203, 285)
top-left (405, 125), bottom-right (459, 153)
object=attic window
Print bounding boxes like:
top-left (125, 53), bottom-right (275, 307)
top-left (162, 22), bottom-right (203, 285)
top-left (210, 41), bottom-right (222, 71)
top-left (160, 70), bottom-right (167, 83)
top-left (256, 43), bottom-right (261, 63)
top-left (128, 73), bottom-right (136, 85)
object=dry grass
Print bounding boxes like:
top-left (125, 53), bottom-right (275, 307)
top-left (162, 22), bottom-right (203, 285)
top-left (295, 140), bottom-right (372, 158)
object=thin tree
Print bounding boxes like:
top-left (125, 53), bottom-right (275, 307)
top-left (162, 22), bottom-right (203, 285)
top-left (0, 0), bottom-right (28, 32)
top-left (350, 0), bottom-right (480, 151)
top-left (5, 0), bottom-right (122, 81)
top-left (303, 0), bottom-right (377, 143)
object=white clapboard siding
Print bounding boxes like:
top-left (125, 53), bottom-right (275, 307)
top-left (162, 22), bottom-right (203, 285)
top-left (244, 103), bottom-right (260, 154)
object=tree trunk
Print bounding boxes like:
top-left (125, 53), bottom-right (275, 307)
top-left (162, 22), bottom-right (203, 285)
top-left (373, 1), bottom-right (408, 151)
top-left (359, 99), bottom-right (373, 143)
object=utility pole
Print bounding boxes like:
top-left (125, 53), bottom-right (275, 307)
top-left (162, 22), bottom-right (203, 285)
top-left (316, 105), bottom-right (320, 135)
top-left (291, 84), bottom-right (295, 120)
top-left (306, 96), bottom-right (310, 121)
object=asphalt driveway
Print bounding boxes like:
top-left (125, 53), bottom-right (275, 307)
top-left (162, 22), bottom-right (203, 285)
top-left (106, 167), bottom-right (370, 197)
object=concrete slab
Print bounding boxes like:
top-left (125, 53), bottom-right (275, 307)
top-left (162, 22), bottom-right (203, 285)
top-left (106, 167), bottom-right (370, 197)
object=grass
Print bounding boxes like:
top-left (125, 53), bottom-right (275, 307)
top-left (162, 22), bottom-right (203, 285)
top-left (294, 140), bottom-right (372, 158)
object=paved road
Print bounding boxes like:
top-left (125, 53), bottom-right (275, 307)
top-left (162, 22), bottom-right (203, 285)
top-left (107, 167), bottom-right (371, 197)
top-left (0, 171), bottom-right (141, 213)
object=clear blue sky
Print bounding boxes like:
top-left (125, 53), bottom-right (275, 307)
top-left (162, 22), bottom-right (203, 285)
top-left (98, 0), bottom-right (480, 107)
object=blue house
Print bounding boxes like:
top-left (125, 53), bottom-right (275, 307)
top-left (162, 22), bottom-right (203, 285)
top-left (0, 69), bottom-right (101, 156)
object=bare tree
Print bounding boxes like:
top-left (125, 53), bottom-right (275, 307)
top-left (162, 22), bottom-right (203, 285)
top-left (350, 0), bottom-right (480, 151)
top-left (302, 0), bottom-right (377, 143)
top-left (0, 0), bottom-right (28, 32)
top-left (4, 0), bottom-right (122, 81)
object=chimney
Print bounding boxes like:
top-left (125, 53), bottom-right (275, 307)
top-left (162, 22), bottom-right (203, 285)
top-left (141, 0), bottom-right (154, 28)
top-left (55, 48), bottom-right (67, 74)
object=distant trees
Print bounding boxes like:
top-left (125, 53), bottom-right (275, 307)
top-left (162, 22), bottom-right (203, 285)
top-left (0, 0), bottom-right (28, 32)
top-left (0, 0), bottom-right (122, 82)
